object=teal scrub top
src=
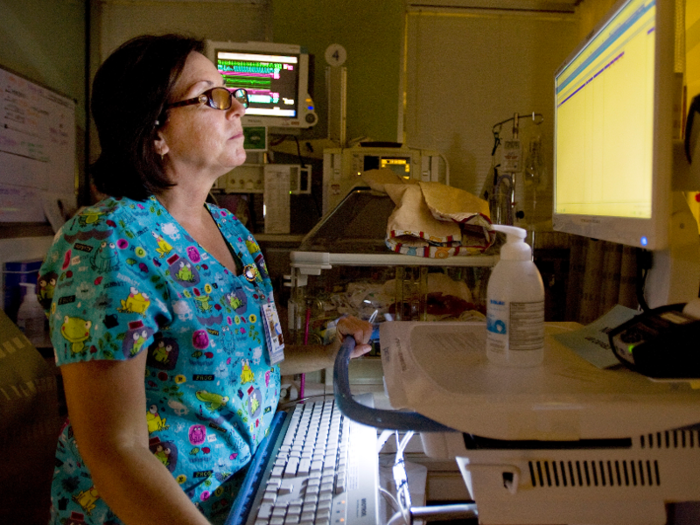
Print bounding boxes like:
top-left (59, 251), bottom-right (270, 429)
top-left (40, 195), bottom-right (281, 524)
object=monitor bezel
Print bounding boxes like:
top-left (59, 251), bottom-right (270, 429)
top-left (552, 0), bottom-right (674, 251)
top-left (204, 40), bottom-right (314, 130)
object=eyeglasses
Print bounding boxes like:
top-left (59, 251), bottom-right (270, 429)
top-left (165, 87), bottom-right (249, 111)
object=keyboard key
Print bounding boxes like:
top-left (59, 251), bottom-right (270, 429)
top-left (267, 477), bottom-right (282, 489)
top-left (315, 509), bottom-right (331, 524)
top-left (258, 502), bottom-right (274, 519)
top-left (335, 476), bottom-right (346, 494)
top-left (308, 475), bottom-right (321, 486)
top-left (298, 458), bottom-right (311, 475)
top-left (284, 458), bottom-right (299, 477)
top-left (279, 479), bottom-right (295, 494)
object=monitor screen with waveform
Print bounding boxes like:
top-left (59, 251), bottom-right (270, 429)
top-left (216, 50), bottom-right (301, 119)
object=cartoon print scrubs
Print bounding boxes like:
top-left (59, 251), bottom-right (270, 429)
top-left (41, 196), bottom-right (281, 524)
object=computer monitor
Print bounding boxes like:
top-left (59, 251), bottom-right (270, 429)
top-left (205, 40), bottom-right (318, 130)
top-left (553, 0), bottom-right (700, 307)
top-left (553, 0), bottom-right (672, 250)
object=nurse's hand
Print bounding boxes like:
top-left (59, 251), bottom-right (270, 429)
top-left (335, 315), bottom-right (373, 358)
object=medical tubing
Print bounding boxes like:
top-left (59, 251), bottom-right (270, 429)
top-left (332, 337), bottom-right (456, 432)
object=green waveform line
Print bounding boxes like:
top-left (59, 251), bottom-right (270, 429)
top-left (225, 79), bottom-right (272, 89)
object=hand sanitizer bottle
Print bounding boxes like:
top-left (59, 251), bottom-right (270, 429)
top-left (17, 282), bottom-right (47, 347)
top-left (486, 225), bottom-right (545, 367)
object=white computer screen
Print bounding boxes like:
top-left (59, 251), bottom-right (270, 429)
top-left (555, 0), bottom-right (655, 219)
top-left (553, 0), bottom-right (674, 250)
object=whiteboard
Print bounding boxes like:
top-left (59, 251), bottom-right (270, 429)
top-left (0, 65), bottom-right (76, 222)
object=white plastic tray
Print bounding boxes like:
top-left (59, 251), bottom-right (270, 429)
top-left (379, 322), bottom-right (700, 440)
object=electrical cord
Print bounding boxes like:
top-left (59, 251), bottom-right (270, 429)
top-left (377, 429), bottom-right (394, 453)
top-left (397, 430), bottom-right (415, 456)
top-left (387, 509), bottom-right (411, 525)
top-left (379, 486), bottom-right (401, 514)
top-left (293, 135), bottom-right (306, 168)
top-left (636, 248), bottom-right (653, 312)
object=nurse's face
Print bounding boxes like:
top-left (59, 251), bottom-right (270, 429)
top-left (156, 51), bottom-right (247, 181)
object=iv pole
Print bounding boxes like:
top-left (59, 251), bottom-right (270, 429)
top-left (489, 112), bottom-right (544, 225)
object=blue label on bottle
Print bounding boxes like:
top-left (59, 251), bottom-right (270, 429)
top-left (487, 316), bottom-right (507, 335)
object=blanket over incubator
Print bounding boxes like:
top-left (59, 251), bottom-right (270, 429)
top-left (362, 170), bottom-right (496, 257)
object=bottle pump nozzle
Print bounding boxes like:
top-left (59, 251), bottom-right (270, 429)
top-left (19, 282), bottom-right (37, 296)
top-left (491, 224), bottom-right (531, 261)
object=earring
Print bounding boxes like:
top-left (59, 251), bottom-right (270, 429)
top-left (160, 153), bottom-right (164, 161)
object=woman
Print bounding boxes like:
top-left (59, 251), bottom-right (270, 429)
top-left (39, 34), bottom-right (372, 525)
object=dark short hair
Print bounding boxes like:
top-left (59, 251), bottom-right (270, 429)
top-left (90, 34), bottom-right (205, 200)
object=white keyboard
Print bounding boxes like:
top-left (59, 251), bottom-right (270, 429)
top-left (246, 398), bottom-right (379, 525)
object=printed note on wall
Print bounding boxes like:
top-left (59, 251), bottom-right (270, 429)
top-left (0, 66), bottom-right (76, 222)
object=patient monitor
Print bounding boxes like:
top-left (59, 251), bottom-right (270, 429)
top-left (322, 145), bottom-right (448, 215)
top-left (205, 40), bottom-right (318, 131)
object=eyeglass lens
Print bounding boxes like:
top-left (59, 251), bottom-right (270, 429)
top-left (210, 88), bottom-right (232, 109)
top-left (232, 89), bottom-right (248, 109)
top-left (209, 87), bottom-right (248, 110)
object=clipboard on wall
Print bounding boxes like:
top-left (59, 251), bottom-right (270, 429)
top-left (0, 64), bottom-right (77, 225)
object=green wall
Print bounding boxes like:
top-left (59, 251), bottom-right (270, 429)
top-left (0, 0), bottom-right (87, 205)
top-left (0, 0), bottom-right (403, 210)
top-left (272, 0), bottom-right (403, 143)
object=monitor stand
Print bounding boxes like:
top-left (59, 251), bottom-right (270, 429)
top-left (644, 187), bottom-right (700, 308)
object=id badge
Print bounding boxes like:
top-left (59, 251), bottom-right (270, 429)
top-left (261, 303), bottom-right (285, 364)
